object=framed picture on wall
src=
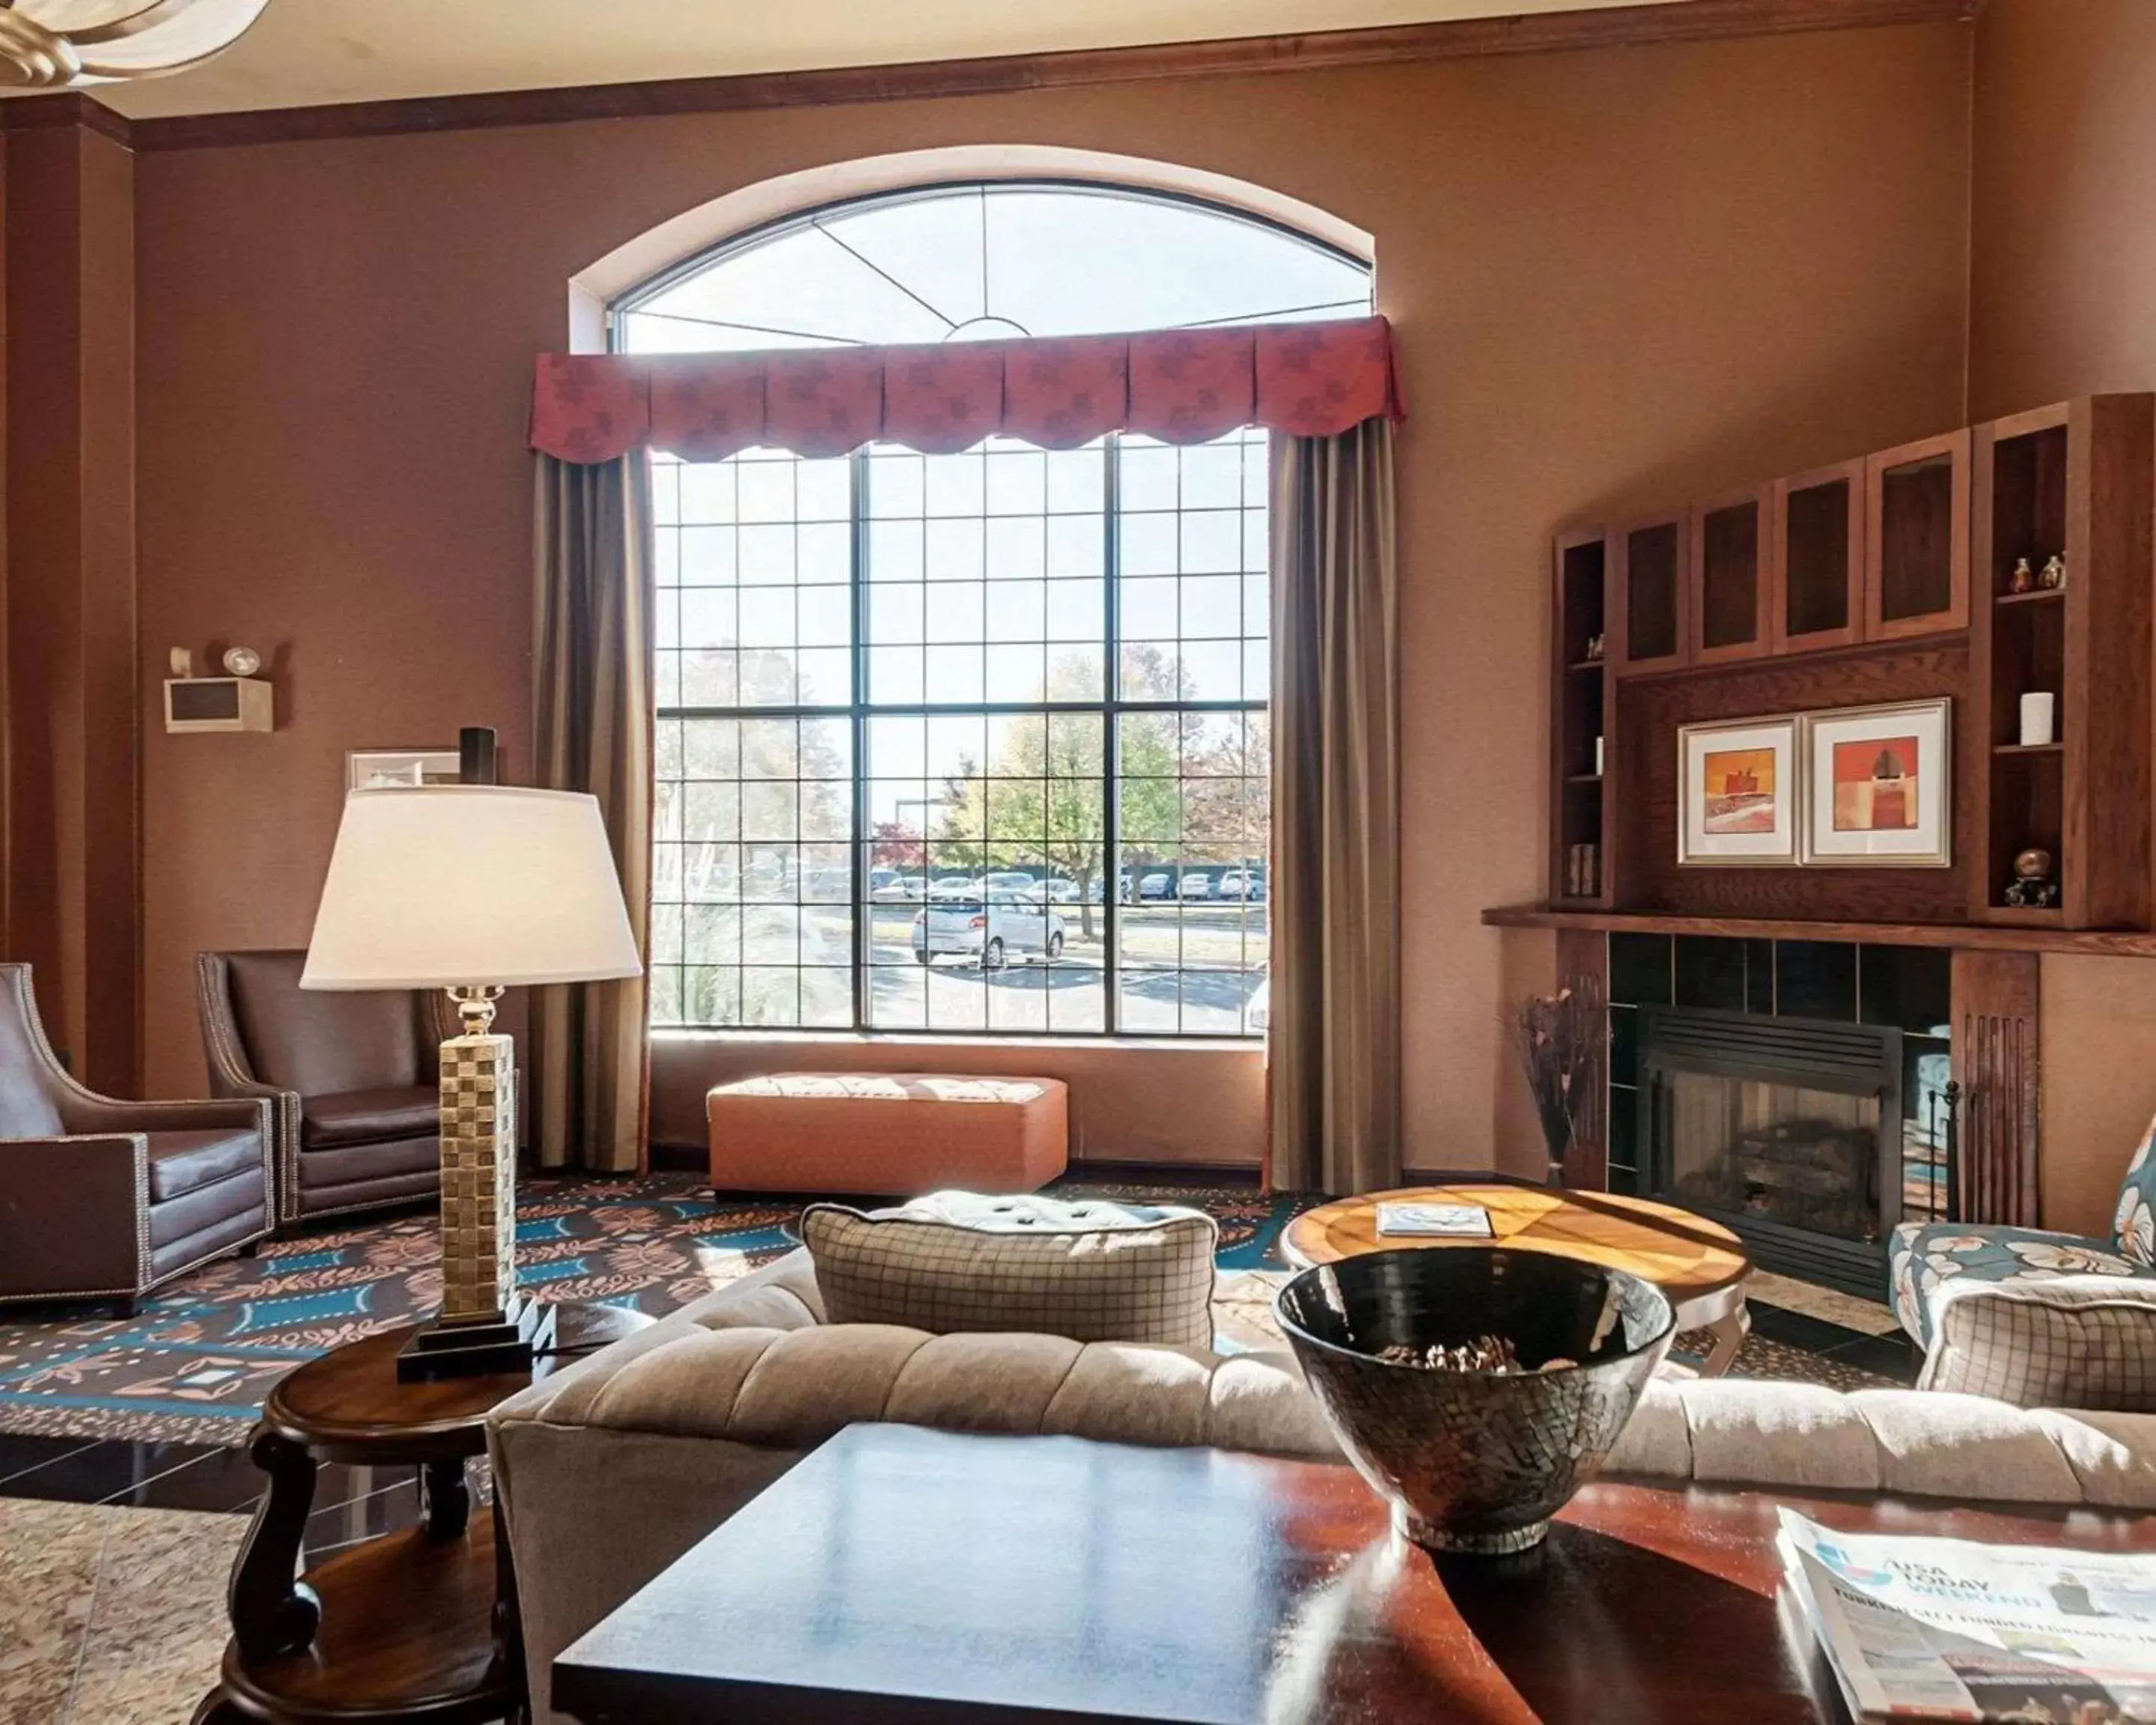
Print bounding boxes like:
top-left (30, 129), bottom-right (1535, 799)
top-left (347, 748), bottom-right (460, 792)
top-left (1678, 715), bottom-right (1798, 865)
top-left (1800, 698), bottom-right (1952, 866)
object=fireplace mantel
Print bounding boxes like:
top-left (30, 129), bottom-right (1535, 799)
top-left (1482, 903), bottom-right (2156, 958)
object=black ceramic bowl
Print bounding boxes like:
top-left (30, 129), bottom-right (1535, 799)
top-left (1275, 1247), bottom-right (1674, 1555)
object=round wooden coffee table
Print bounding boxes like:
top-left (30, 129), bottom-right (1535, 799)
top-left (1282, 1184), bottom-right (1753, 1375)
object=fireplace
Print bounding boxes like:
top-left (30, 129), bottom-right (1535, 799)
top-left (1637, 1006), bottom-right (1903, 1297)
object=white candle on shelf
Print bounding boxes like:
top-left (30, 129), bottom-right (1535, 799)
top-left (2020, 692), bottom-right (2056, 748)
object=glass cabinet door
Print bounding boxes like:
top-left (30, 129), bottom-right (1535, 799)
top-left (1866, 429), bottom-right (1970, 639)
top-left (1612, 514), bottom-right (1689, 675)
top-left (1771, 460), bottom-right (1865, 653)
top-left (1688, 488), bottom-right (1770, 664)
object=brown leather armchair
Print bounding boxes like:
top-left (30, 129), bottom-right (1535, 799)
top-left (195, 949), bottom-right (452, 1227)
top-left (0, 964), bottom-right (273, 1314)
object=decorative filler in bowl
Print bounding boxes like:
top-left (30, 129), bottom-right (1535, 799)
top-left (1275, 1246), bottom-right (1673, 1556)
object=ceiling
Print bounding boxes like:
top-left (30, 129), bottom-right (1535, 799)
top-left (88, 0), bottom-right (1683, 118)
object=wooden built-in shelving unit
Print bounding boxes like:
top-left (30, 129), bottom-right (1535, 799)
top-left (1540, 394), bottom-right (2154, 934)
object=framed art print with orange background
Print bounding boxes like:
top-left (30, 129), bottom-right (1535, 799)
top-left (1678, 715), bottom-right (1798, 865)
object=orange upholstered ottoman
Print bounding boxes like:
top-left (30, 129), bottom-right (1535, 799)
top-left (705, 1072), bottom-right (1069, 1196)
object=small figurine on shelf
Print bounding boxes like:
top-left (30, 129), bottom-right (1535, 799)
top-left (1583, 632), bottom-right (1604, 663)
top-left (2040, 554), bottom-right (2068, 591)
top-left (2009, 556), bottom-right (2036, 594)
top-left (2003, 848), bottom-right (2061, 910)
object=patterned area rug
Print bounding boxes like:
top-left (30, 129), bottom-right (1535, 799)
top-left (0, 1175), bottom-right (1313, 1446)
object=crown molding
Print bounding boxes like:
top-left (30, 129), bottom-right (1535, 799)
top-left (115, 0), bottom-right (1973, 153)
top-left (0, 92), bottom-right (134, 149)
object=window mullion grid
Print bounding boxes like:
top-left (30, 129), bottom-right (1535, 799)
top-left (850, 447), bottom-right (872, 1033)
top-left (1103, 431), bottom-right (1122, 1038)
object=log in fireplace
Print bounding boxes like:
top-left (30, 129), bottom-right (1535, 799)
top-left (1638, 1006), bottom-right (1904, 1298)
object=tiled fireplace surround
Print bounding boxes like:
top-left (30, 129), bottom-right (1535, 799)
top-left (1607, 937), bottom-right (1954, 1299)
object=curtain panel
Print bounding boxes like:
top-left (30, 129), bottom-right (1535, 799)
top-left (529, 316), bottom-right (1403, 463)
top-left (532, 452), bottom-right (655, 1174)
top-left (1269, 420), bottom-right (1402, 1195)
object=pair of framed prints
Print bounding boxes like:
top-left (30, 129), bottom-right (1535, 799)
top-left (1678, 697), bottom-right (1951, 868)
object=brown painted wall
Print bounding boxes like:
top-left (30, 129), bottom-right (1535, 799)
top-left (1969, 0), bottom-right (2156, 1234)
top-left (5, 124), bottom-right (136, 1091)
top-left (135, 21), bottom-right (1973, 1170)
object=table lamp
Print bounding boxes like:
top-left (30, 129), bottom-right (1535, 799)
top-left (302, 784), bottom-right (642, 1381)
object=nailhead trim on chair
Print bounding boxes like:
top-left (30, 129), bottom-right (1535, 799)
top-left (0, 965), bottom-right (275, 1303)
top-left (195, 950), bottom-right (450, 1231)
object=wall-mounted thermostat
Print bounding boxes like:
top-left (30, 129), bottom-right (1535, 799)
top-left (164, 677), bottom-right (272, 733)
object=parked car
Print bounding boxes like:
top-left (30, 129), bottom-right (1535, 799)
top-left (1246, 977), bottom-right (1270, 1032)
top-left (912, 898), bottom-right (1068, 969)
top-left (1091, 869), bottom-right (1136, 904)
top-left (930, 874), bottom-right (981, 901)
top-left (1178, 871), bottom-right (1213, 900)
top-left (1138, 871), bottom-right (1173, 901)
top-left (1216, 868), bottom-right (1265, 901)
top-left (871, 871), bottom-right (925, 902)
top-left (1022, 877), bottom-right (1079, 904)
top-left (982, 871), bottom-right (1038, 901)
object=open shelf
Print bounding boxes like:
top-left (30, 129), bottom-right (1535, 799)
top-left (1551, 529), bottom-right (1613, 904)
top-left (1971, 396), bottom-right (2153, 926)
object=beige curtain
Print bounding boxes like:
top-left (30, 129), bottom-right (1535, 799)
top-left (1269, 419), bottom-right (1401, 1194)
top-left (530, 452), bottom-right (654, 1173)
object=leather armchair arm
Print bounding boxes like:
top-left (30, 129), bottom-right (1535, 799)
top-left (0, 1134), bottom-right (148, 1298)
top-left (57, 1092), bottom-right (275, 1142)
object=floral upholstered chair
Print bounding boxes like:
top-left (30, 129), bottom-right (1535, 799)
top-left (1889, 1113), bottom-right (2156, 1351)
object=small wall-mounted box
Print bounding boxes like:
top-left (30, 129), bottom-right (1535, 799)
top-left (164, 677), bottom-right (272, 733)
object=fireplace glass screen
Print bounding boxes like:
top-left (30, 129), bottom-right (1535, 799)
top-left (1663, 1070), bottom-right (1881, 1244)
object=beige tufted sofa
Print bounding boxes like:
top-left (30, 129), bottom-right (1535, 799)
top-left (489, 1251), bottom-right (2156, 1725)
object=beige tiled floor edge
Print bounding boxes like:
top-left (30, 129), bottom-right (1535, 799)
top-left (0, 1499), bottom-right (238, 1725)
top-left (1746, 1268), bottom-right (1901, 1336)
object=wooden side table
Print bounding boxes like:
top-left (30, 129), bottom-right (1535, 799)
top-left (1282, 1183), bottom-right (1754, 1375)
top-left (194, 1303), bottom-right (651, 1725)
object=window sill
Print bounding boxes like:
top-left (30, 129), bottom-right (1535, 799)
top-left (651, 1027), bottom-right (1264, 1056)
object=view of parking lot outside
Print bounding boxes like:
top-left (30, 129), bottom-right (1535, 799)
top-left (627, 183), bottom-right (1370, 1037)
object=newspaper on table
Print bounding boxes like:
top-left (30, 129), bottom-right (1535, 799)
top-left (1779, 1508), bottom-right (2156, 1723)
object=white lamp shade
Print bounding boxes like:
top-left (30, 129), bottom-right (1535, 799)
top-left (302, 785), bottom-right (642, 991)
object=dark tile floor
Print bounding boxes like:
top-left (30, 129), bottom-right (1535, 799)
top-left (1744, 1303), bottom-right (1922, 1384)
top-left (0, 1432), bottom-right (431, 1559)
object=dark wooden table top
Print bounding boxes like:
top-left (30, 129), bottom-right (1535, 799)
top-left (264, 1301), bottom-right (654, 1461)
top-left (552, 1423), bottom-right (2156, 1725)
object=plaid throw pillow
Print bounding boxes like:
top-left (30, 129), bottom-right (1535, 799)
top-left (802, 1192), bottom-right (1218, 1347)
top-left (1921, 1274), bottom-right (2156, 1410)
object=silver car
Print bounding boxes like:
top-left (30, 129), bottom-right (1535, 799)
top-left (912, 897), bottom-right (1068, 969)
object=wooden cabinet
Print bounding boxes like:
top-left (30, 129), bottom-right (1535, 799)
top-left (1687, 487), bottom-right (1770, 665)
top-left (1770, 460), bottom-right (1865, 654)
top-left (1865, 429), bottom-right (1970, 641)
top-left (1610, 514), bottom-right (1689, 677)
top-left (1970, 396), bottom-right (2152, 928)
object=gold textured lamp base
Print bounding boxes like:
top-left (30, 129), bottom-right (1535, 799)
top-left (398, 987), bottom-right (552, 1382)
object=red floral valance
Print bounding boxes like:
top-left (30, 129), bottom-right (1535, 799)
top-left (529, 316), bottom-right (1404, 463)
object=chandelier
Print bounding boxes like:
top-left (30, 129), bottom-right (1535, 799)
top-left (0, 0), bottom-right (269, 88)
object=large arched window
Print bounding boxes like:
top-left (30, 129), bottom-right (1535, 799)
top-left (626, 181), bottom-right (1372, 1037)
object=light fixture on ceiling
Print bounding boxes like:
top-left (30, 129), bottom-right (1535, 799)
top-left (0, 0), bottom-right (270, 89)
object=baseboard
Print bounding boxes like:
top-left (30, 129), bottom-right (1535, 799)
top-left (642, 1143), bottom-right (1262, 1187)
